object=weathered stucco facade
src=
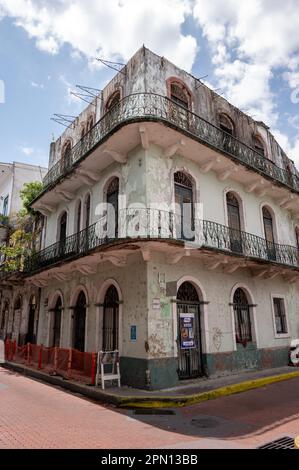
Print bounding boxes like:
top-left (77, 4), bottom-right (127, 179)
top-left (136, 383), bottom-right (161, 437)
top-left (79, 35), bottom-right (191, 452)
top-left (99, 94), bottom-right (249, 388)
top-left (1, 47), bottom-right (299, 389)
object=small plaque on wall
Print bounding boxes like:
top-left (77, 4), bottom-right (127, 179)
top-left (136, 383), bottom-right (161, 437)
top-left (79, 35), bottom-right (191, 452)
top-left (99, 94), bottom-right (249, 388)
top-left (166, 281), bottom-right (177, 297)
top-left (130, 325), bottom-right (137, 342)
top-left (152, 298), bottom-right (161, 310)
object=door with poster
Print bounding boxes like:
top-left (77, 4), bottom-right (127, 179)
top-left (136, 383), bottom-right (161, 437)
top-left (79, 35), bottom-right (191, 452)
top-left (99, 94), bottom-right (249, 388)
top-left (177, 282), bottom-right (203, 379)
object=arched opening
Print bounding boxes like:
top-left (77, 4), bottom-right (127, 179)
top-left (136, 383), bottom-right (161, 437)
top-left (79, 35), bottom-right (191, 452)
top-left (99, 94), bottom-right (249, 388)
top-left (253, 135), bottom-right (265, 157)
top-left (233, 288), bottom-right (252, 347)
top-left (174, 171), bottom-right (194, 241)
top-left (84, 193), bottom-right (91, 229)
top-left (11, 296), bottom-right (22, 342)
top-left (0, 301), bottom-right (9, 339)
top-left (176, 281), bottom-right (203, 379)
top-left (295, 227), bottom-right (299, 250)
top-left (86, 115), bottom-right (94, 132)
top-left (52, 296), bottom-right (62, 347)
top-left (26, 296), bottom-right (37, 344)
top-left (102, 285), bottom-right (119, 351)
top-left (73, 291), bottom-right (86, 352)
top-left (58, 211), bottom-right (67, 243)
top-left (61, 140), bottom-right (72, 171)
top-left (219, 114), bottom-right (234, 136)
top-left (262, 206), bottom-right (276, 261)
top-left (226, 192), bottom-right (243, 253)
top-left (105, 90), bottom-right (121, 112)
top-left (170, 82), bottom-right (190, 110)
top-left (76, 200), bottom-right (82, 234)
top-left (106, 177), bottom-right (119, 238)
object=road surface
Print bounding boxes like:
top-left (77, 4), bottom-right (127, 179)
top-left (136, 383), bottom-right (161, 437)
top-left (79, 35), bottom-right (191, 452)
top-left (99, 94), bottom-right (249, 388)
top-left (0, 367), bottom-right (299, 449)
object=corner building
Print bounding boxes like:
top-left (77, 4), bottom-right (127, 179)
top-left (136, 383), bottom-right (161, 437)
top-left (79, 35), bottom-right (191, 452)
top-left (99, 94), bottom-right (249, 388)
top-left (9, 47), bottom-right (299, 389)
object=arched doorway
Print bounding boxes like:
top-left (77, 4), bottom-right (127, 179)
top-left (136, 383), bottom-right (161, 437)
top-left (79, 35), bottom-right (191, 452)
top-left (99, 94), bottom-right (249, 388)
top-left (233, 288), bottom-right (252, 347)
top-left (26, 296), bottom-right (37, 344)
top-left (262, 207), bottom-right (276, 261)
top-left (52, 296), bottom-right (62, 347)
top-left (106, 178), bottom-right (119, 238)
top-left (177, 281), bottom-right (203, 379)
top-left (73, 291), bottom-right (86, 352)
top-left (0, 301), bottom-right (9, 339)
top-left (174, 171), bottom-right (194, 241)
top-left (226, 192), bottom-right (243, 253)
top-left (12, 296), bottom-right (22, 342)
top-left (102, 285), bottom-right (119, 351)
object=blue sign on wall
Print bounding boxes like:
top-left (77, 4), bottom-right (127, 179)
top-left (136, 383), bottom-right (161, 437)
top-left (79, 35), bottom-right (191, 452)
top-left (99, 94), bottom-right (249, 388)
top-left (130, 325), bottom-right (137, 342)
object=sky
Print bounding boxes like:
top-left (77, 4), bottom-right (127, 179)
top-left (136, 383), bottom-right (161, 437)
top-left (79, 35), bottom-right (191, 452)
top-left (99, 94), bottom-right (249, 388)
top-left (1, 0), bottom-right (299, 170)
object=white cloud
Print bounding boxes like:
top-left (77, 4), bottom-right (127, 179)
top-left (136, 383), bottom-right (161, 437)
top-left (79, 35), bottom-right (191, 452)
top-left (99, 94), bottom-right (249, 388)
top-left (19, 146), bottom-right (34, 155)
top-left (193, 0), bottom-right (299, 167)
top-left (0, 0), bottom-right (197, 71)
top-left (30, 81), bottom-right (44, 88)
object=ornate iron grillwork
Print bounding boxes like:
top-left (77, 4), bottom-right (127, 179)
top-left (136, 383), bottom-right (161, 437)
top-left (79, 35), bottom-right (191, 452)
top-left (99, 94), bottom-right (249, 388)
top-left (3, 209), bottom-right (296, 276)
top-left (174, 171), bottom-right (193, 188)
top-left (39, 93), bottom-right (299, 195)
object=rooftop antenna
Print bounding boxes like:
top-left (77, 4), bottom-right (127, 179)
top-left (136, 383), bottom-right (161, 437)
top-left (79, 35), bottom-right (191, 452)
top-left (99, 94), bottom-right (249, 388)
top-left (51, 114), bottom-right (76, 128)
top-left (195, 75), bottom-right (208, 89)
top-left (95, 58), bottom-right (126, 75)
top-left (70, 85), bottom-right (102, 106)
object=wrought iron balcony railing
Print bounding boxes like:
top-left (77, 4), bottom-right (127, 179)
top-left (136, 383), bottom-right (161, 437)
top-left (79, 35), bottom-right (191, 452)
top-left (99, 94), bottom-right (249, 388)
top-left (41, 93), bottom-right (299, 195)
top-left (21, 209), bottom-right (299, 275)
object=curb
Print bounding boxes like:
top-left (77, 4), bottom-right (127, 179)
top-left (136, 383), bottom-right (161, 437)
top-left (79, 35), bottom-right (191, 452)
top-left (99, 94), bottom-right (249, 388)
top-left (117, 370), bottom-right (299, 409)
top-left (2, 362), bottom-right (299, 409)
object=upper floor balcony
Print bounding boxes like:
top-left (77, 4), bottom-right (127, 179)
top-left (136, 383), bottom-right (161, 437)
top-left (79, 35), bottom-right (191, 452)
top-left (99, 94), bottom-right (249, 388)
top-left (39, 93), bottom-right (299, 203)
top-left (19, 208), bottom-right (299, 279)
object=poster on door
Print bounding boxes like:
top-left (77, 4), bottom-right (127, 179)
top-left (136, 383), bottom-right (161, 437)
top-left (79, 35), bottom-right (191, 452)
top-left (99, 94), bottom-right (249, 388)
top-left (179, 313), bottom-right (195, 349)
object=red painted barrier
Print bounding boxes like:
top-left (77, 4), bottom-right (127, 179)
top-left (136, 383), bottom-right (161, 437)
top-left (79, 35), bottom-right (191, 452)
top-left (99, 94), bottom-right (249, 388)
top-left (4, 340), bottom-right (97, 385)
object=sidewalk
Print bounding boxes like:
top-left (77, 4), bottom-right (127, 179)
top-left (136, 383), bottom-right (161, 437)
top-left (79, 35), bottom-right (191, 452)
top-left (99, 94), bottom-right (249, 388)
top-left (2, 361), bottom-right (299, 409)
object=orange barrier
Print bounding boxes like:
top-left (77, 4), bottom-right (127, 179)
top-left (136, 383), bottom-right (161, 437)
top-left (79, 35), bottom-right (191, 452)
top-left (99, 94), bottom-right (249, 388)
top-left (4, 340), bottom-right (97, 385)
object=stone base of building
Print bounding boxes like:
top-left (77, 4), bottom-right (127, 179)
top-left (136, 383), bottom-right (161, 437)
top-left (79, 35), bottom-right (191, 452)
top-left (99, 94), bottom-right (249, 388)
top-left (121, 346), bottom-right (290, 390)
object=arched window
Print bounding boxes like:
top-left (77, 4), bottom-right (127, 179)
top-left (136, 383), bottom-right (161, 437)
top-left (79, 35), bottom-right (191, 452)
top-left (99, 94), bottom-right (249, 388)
top-left (58, 211), bottom-right (67, 242)
top-left (177, 282), bottom-right (199, 302)
top-left (62, 140), bottom-right (72, 160)
top-left (86, 115), bottom-right (94, 132)
top-left (170, 82), bottom-right (190, 110)
top-left (219, 114), bottom-right (234, 136)
top-left (174, 172), bottom-right (194, 241)
top-left (226, 192), bottom-right (242, 253)
top-left (76, 200), bottom-right (82, 233)
top-left (12, 296), bottom-right (22, 342)
top-left (295, 227), bottom-right (299, 251)
top-left (253, 135), bottom-right (265, 157)
top-left (103, 285), bottom-right (119, 351)
top-left (81, 126), bottom-right (86, 139)
top-left (263, 207), bottom-right (276, 261)
top-left (105, 90), bottom-right (121, 112)
top-left (176, 281), bottom-right (203, 379)
top-left (106, 178), bottom-right (119, 238)
top-left (84, 193), bottom-right (91, 229)
top-left (52, 296), bottom-right (62, 348)
top-left (0, 300), bottom-right (9, 335)
top-left (73, 291), bottom-right (87, 352)
top-left (26, 295), bottom-right (36, 344)
top-left (233, 288), bottom-right (252, 346)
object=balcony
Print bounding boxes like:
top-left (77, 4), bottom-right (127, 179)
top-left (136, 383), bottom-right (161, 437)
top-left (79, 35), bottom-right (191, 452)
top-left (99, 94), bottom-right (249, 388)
top-left (21, 209), bottom-right (299, 275)
top-left (40, 93), bottom-right (299, 198)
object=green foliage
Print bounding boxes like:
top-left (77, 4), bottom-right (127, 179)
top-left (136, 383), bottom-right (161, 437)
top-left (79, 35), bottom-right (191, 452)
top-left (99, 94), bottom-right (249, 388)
top-left (19, 181), bottom-right (43, 216)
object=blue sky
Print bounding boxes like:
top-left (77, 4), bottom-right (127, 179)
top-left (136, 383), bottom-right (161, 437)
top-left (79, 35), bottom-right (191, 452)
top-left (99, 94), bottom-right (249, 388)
top-left (1, 0), bottom-right (299, 170)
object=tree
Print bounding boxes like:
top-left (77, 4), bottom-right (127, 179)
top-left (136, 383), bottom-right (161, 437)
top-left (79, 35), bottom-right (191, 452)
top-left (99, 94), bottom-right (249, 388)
top-left (19, 181), bottom-right (43, 216)
top-left (0, 181), bottom-right (44, 273)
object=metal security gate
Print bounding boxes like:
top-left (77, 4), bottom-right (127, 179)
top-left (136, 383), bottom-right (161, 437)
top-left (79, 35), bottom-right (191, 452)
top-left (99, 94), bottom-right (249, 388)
top-left (177, 302), bottom-right (203, 379)
top-left (102, 286), bottom-right (119, 351)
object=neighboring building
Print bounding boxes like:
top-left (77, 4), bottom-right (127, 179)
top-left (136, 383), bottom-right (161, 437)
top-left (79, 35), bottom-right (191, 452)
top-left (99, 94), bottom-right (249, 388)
top-left (0, 162), bottom-right (47, 344)
top-left (1, 47), bottom-right (299, 389)
top-left (0, 162), bottom-right (47, 221)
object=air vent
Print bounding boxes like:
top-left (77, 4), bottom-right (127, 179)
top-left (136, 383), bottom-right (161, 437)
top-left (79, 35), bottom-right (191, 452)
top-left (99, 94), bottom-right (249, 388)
top-left (258, 437), bottom-right (295, 449)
